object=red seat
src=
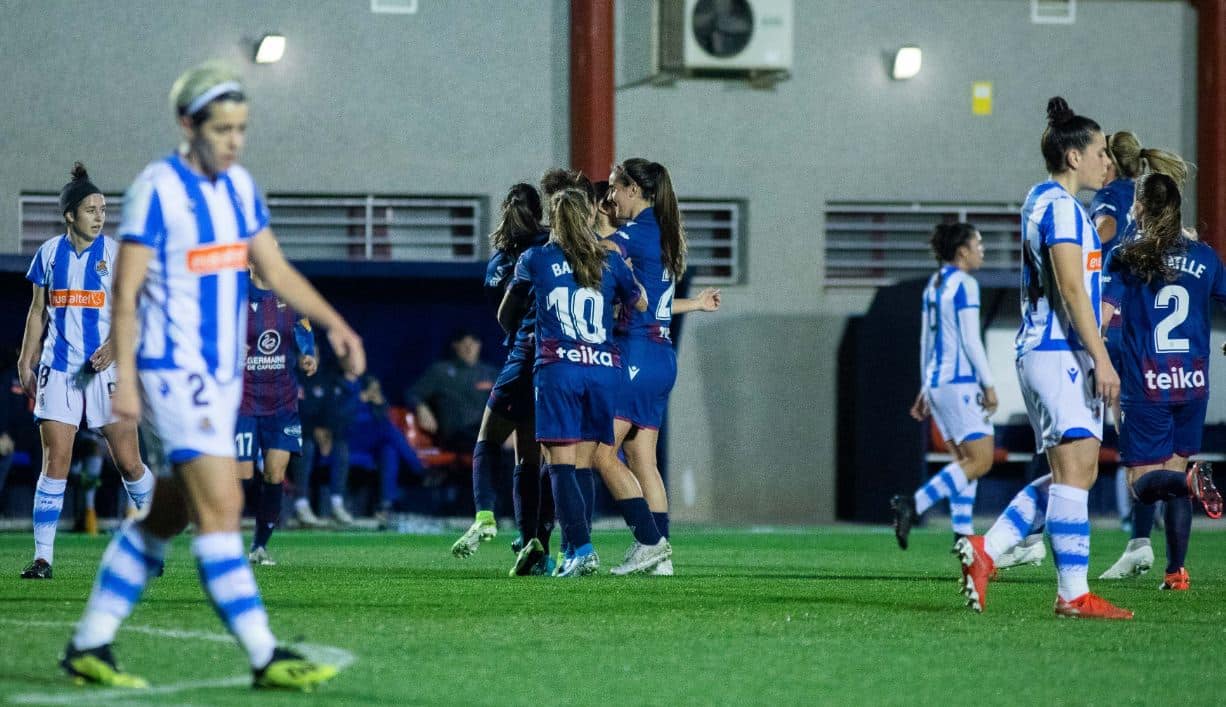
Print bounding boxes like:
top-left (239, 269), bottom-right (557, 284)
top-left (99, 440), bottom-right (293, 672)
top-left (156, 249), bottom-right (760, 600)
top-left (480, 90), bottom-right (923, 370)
top-left (388, 404), bottom-right (463, 469)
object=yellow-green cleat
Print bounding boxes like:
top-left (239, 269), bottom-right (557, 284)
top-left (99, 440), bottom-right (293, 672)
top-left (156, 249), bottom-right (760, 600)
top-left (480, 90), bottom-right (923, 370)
top-left (254, 647), bottom-right (339, 691)
top-left (451, 512), bottom-right (497, 558)
top-left (60, 643), bottom-right (149, 689)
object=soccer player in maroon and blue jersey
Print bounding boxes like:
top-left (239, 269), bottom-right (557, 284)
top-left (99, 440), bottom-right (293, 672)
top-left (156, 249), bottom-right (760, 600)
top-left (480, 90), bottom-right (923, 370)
top-left (236, 268), bottom-right (317, 566)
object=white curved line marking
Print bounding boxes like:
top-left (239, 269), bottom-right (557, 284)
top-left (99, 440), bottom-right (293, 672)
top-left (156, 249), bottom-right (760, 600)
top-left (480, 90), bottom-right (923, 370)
top-left (0, 619), bottom-right (354, 704)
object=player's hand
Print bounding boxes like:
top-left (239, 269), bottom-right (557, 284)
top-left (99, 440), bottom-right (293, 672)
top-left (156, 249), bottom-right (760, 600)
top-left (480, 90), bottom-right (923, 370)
top-left (110, 377), bottom-right (141, 424)
top-left (415, 405), bottom-right (439, 435)
top-left (909, 391), bottom-right (929, 421)
top-left (696, 288), bottom-right (721, 312)
top-left (19, 365), bottom-right (37, 399)
top-left (0, 432), bottom-right (13, 457)
top-left (1094, 358), bottom-right (1120, 409)
top-left (328, 325), bottom-right (365, 378)
top-left (982, 386), bottom-right (998, 415)
top-left (89, 340), bottom-right (115, 371)
top-left (298, 354), bottom-right (318, 377)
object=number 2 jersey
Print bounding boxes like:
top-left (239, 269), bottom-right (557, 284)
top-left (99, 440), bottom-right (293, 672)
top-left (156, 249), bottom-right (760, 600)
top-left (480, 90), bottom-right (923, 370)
top-left (510, 242), bottom-right (641, 370)
top-left (1102, 238), bottom-right (1226, 405)
top-left (610, 207), bottom-right (673, 344)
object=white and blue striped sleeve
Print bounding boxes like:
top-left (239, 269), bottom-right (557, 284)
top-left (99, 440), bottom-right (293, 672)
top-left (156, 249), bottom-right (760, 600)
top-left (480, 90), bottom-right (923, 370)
top-left (118, 176), bottom-right (165, 249)
top-left (25, 242), bottom-right (48, 285)
top-left (228, 167), bottom-right (271, 237)
top-left (954, 277), bottom-right (994, 388)
top-left (1042, 195), bottom-right (1083, 247)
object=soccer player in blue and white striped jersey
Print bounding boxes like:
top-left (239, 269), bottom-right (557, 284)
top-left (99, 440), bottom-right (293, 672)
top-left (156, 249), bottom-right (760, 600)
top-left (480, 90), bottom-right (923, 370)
top-left (892, 223), bottom-right (997, 550)
top-left (60, 61), bottom-right (364, 691)
top-left (17, 163), bottom-right (156, 580)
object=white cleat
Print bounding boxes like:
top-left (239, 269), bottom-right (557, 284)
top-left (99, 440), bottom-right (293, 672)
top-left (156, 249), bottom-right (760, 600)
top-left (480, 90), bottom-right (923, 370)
top-left (331, 502), bottom-right (355, 526)
top-left (557, 550), bottom-right (600, 577)
top-left (294, 502), bottom-right (327, 528)
top-left (649, 558), bottom-right (674, 576)
top-left (450, 518), bottom-right (497, 558)
top-left (1099, 538), bottom-right (1154, 579)
top-left (610, 539), bottom-right (672, 576)
top-left (994, 534), bottom-right (1046, 570)
top-left (248, 547), bottom-right (277, 566)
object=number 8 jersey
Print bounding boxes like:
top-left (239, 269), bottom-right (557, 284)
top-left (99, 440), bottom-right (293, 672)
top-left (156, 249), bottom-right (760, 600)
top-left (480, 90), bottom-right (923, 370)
top-left (511, 243), bottom-right (641, 370)
top-left (1102, 238), bottom-right (1226, 404)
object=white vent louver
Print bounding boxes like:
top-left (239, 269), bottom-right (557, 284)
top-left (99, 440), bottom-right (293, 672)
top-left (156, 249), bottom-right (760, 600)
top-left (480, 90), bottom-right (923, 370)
top-left (1031, 0), bottom-right (1075, 25)
top-left (371, 0), bottom-right (417, 15)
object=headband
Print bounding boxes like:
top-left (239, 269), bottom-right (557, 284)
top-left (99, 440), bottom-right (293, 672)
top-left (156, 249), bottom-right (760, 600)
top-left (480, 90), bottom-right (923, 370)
top-left (184, 80), bottom-right (243, 117)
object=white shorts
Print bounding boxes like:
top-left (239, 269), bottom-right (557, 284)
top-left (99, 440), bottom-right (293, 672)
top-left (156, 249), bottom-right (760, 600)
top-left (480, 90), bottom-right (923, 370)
top-left (926, 383), bottom-right (993, 445)
top-left (139, 370), bottom-right (242, 464)
top-left (33, 365), bottom-right (117, 430)
top-left (1016, 349), bottom-right (1103, 453)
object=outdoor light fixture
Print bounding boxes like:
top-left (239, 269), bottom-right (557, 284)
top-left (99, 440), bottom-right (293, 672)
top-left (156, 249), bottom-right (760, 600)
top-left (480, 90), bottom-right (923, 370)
top-left (891, 46), bottom-right (922, 80)
top-left (254, 34), bottom-right (286, 64)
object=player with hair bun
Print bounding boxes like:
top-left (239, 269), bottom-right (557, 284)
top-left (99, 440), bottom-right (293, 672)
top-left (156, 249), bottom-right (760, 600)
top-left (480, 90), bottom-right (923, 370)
top-left (891, 222), bottom-right (997, 550)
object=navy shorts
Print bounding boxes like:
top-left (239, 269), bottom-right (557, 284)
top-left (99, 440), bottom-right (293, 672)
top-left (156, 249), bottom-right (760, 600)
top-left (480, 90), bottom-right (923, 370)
top-left (615, 337), bottom-right (677, 430)
top-left (1119, 399), bottom-right (1208, 467)
top-left (235, 411), bottom-right (303, 463)
top-left (534, 363), bottom-right (620, 445)
top-left (487, 341), bottom-right (534, 423)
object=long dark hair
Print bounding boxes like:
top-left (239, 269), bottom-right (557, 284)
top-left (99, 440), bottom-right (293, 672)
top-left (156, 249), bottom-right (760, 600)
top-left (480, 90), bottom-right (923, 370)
top-left (612, 158), bottom-right (686, 279)
top-left (1041, 97), bottom-right (1101, 174)
top-left (549, 188), bottom-right (606, 290)
top-left (1117, 172), bottom-right (1185, 283)
top-left (489, 183), bottom-right (542, 252)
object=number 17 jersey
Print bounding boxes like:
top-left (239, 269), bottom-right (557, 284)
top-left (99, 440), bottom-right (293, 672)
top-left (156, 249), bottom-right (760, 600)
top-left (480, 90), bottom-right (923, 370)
top-left (1102, 238), bottom-right (1226, 404)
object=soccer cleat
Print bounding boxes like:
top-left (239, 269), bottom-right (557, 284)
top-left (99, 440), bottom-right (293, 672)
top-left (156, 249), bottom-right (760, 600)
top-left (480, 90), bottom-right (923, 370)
top-left (294, 502), bottom-right (327, 528)
top-left (995, 534), bottom-right (1046, 570)
top-left (1054, 592), bottom-right (1134, 620)
top-left (610, 539), bottom-right (671, 576)
top-left (253, 647), bottom-right (339, 691)
top-left (1160, 567), bottom-right (1190, 591)
top-left (331, 502), bottom-right (355, 526)
top-left (510, 535), bottom-right (525, 554)
top-left (60, 643), bottom-right (148, 689)
top-left (451, 516), bottom-right (497, 558)
top-left (650, 558), bottom-right (675, 576)
top-left (249, 546), bottom-right (277, 566)
top-left (1188, 462), bottom-right (1223, 519)
top-left (556, 549), bottom-right (599, 577)
top-left (510, 538), bottom-right (546, 577)
top-left (889, 494), bottom-right (917, 550)
top-left (1098, 539), bottom-right (1154, 580)
top-left (20, 558), bottom-right (52, 579)
top-left (954, 535), bottom-right (993, 613)
top-left (84, 507), bottom-right (99, 536)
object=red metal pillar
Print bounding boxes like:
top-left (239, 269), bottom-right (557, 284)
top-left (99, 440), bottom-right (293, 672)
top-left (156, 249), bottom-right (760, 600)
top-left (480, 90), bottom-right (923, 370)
top-left (570, 1), bottom-right (615, 181)
top-left (1196, 0), bottom-right (1226, 250)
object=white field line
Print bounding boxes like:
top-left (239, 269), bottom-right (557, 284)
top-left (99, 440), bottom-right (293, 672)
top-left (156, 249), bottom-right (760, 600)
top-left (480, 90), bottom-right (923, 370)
top-left (0, 619), bottom-right (355, 705)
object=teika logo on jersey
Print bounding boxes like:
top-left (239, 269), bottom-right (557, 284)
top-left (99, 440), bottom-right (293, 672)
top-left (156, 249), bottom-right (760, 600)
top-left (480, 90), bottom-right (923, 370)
top-left (49, 289), bottom-right (105, 308)
top-left (541, 338), bottom-right (620, 368)
top-left (187, 242), bottom-right (248, 274)
top-left (1143, 359), bottom-right (1207, 398)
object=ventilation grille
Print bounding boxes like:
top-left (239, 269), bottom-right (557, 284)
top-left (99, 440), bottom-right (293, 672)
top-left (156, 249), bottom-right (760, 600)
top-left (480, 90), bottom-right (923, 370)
top-left (680, 199), bottom-right (743, 286)
top-left (371, 0), bottom-right (417, 15)
top-left (1031, 0), bottom-right (1075, 25)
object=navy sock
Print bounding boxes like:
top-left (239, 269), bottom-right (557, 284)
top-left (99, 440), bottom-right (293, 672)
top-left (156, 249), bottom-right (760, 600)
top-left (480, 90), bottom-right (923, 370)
top-left (615, 497), bottom-right (663, 546)
top-left (536, 466), bottom-right (555, 555)
top-left (1131, 501), bottom-right (1157, 539)
top-left (253, 480), bottom-right (283, 550)
top-left (512, 464), bottom-right (540, 545)
top-left (1165, 496), bottom-right (1192, 573)
top-left (653, 511), bottom-right (669, 540)
top-left (548, 464), bottom-right (589, 550)
top-left (576, 468), bottom-right (596, 532)
top-left (1133, 470), bottom-right (1187, 505)
top-left (472, 441), bottom-right (499, 514)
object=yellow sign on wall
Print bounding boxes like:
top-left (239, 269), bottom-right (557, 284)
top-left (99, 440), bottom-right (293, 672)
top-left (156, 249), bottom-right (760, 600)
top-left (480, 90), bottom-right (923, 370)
top-left (972, 81), bottom-right (993, 115)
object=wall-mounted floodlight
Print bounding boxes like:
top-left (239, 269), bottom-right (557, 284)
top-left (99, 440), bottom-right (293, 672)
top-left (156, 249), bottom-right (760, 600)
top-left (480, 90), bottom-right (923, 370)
top-left (254, 34), bottom-right (286, 64)
top-left (891, 46), bottom-right (922, 80)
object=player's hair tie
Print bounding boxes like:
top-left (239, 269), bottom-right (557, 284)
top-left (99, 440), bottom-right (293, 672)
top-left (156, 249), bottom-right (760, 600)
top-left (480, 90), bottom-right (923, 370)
top-left (59, 162), bottom-right (102, 216)
top-left (184, 80), bottom-right (243, 117)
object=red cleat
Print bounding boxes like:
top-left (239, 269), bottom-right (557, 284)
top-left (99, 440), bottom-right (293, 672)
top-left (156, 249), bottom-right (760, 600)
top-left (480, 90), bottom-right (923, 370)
top-left (954, 536), bottom-right (993, 613)
top-left (1187, 462), bottom-right (1223, 519)
top-left (1160, 567), bottom-right (1190, 591)
top-left (1054, 592), bottom-right (1134, 620)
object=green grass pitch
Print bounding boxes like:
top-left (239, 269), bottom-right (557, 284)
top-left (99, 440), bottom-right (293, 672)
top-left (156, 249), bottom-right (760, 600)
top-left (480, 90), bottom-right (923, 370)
top-left (1, 527), bottom-right (1223, 705)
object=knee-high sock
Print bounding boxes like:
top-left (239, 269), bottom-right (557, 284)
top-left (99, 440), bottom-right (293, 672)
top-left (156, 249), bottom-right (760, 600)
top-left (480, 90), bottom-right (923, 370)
top-left (984, 474), bottom-right (1050, 561)
top-left (1133, 470), bottom-right (1192, 574)
top-left (33, 474), bottom-right (67, 564)
top-left (471, 441), bottom-right (499, 514)
top-left (293, 438), bottom-right (314, 502)
top-left (536, 466), bottom-right (555, 554)
top-left (73, 521), bottom-right (167, 650)
top-left (950, 479), bottom-right (978, 536)
top-left (913, 462), bottom-right (970, 516)
top-left (1047, 484), bottom-right (1091, 601)
top-left (253, 480), bottom-right (283, 550)
top-left (548, 464), bottom-right (589, 551)
top-left (121, 464), bottom-right (155, 510)
top-left (653, 511), bottom-right (670, 540)
top-left (576, 467), bottom-right (596, 531)
top-left (1131, 501), bottom-right (1157, 540)
top-left (194, 532), bottom-right (277, 669)
top-left (616, 497), bottom-right (663, 546)
top-left (512, 464), bottom-right (540, 545)
top-left (1114, 466), bottom-right (1132, 521)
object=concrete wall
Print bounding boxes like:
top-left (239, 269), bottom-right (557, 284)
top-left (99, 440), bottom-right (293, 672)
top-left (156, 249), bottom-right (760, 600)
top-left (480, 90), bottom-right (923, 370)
top-left (0, 1), bottom-right (1197, 522)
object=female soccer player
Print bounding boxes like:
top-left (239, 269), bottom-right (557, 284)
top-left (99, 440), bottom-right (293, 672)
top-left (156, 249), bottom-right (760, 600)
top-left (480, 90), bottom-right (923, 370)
top-left (596, 159), bottom-right (719, 576)
top-left (500, 187), bottom-right (648, 577)
top-left (955, 97), bottom-right (1131, 619)
top-left (60, 61), bottom-right (364, 690)
top-left (17, 163), bottom-right (155, 580)
top-left (1100, 171), bottom-right (1224, 591)
top-left (236, 266), bottom-right (317, 567)
top-left (891, 223), bottom-right (997, 549)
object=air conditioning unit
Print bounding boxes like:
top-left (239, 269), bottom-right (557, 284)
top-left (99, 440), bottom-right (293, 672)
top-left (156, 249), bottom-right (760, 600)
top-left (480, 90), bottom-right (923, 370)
top-left (657, 0), bottom-right (793, 75)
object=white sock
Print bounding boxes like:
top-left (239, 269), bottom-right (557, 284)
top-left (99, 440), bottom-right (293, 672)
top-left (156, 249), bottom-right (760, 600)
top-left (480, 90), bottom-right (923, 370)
top-left (913, 462), bottom-right (970, 515)
top-left (33, 474), bottom-right (67, 564)
top-left (984, 474), bottom-right (1051, 561)
top-left (1047, 484), bottom-right (1091, 601)
top-left (330, 494), bottom-right (345, 510)
top-left (121, 465), bottom-right (156, 509)
top-left (950, 479), bottom-right (977, 536)
top-left (73, 521), bottom-right (166, 650)
top-left (295, 497), bottom-right (311, 511)
top-left (193, 532), bottom-right (276, 668)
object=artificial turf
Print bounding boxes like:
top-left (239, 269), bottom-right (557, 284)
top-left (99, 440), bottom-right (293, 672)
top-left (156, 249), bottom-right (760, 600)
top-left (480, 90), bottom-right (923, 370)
top-left (0, 526), bottom-right (1222, 705)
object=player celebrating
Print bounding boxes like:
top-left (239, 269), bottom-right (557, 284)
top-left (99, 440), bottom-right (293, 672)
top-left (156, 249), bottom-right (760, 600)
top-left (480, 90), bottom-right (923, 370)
top-left (17, 163), bottom-right (155, 580)
top-left (59, 61), bottom-right (363, 690)
top-left (237, 266), bottom-right (317, 567)
top-left (1101, 171), bottom-right (1224, 590)
top-left (892, 222), bottom-right (997, 549)
top-left (955, 97), bottom-right (1131, 619)
top-left (500, 187), bottom-right (648, 577)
